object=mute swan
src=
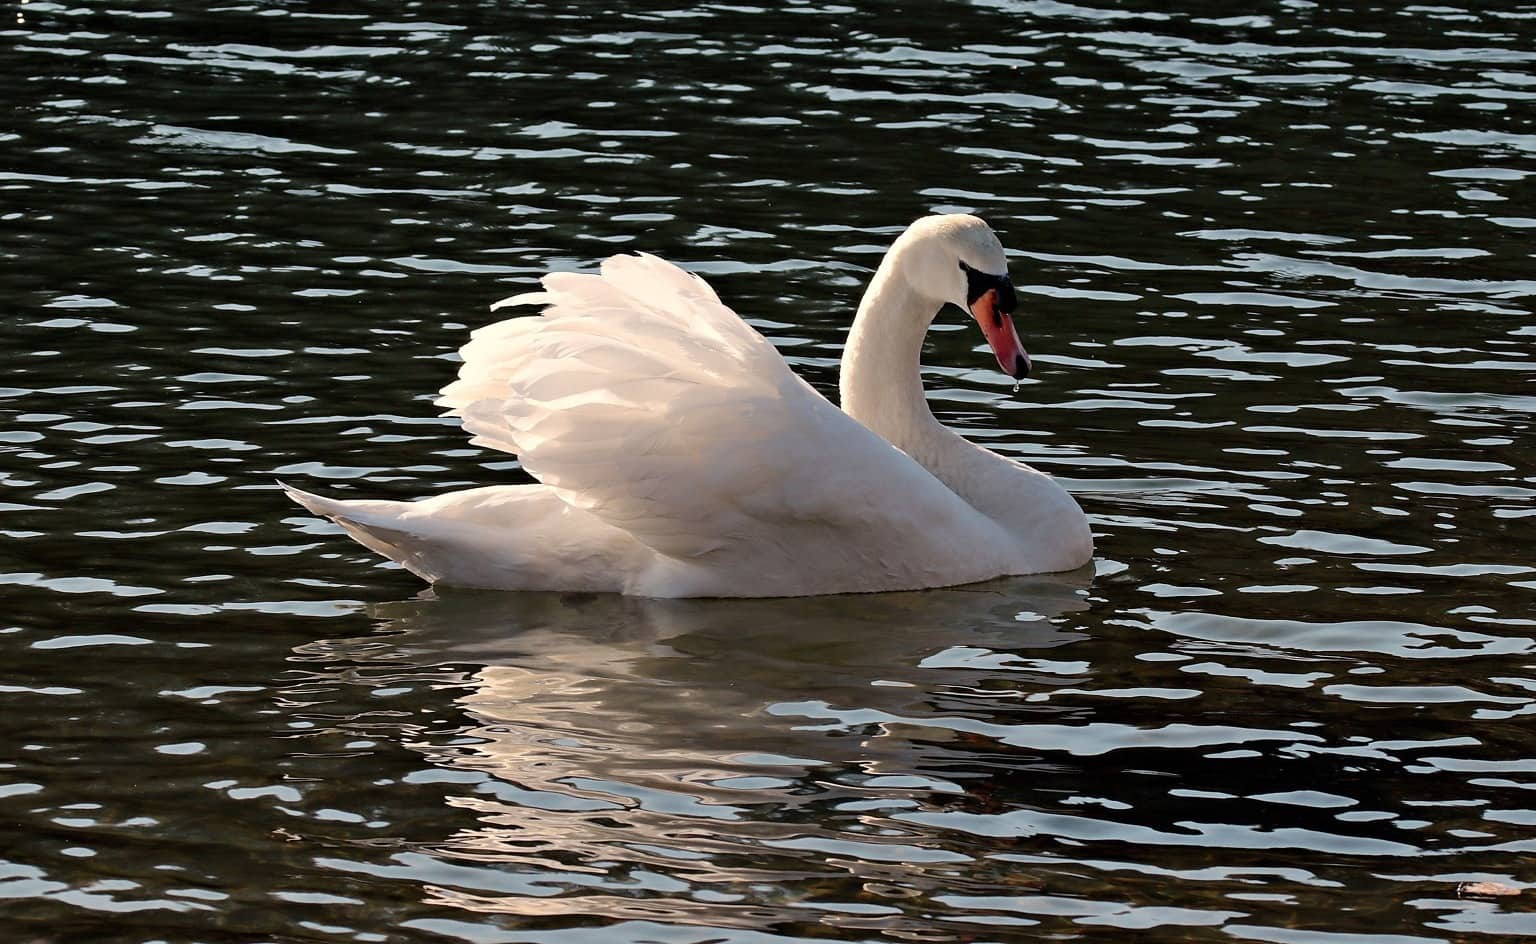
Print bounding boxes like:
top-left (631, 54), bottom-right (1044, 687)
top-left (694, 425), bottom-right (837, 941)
top-left (283, 214), bottom-right (1093, 597)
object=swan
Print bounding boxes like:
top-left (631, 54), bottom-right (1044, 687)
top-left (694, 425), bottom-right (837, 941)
top-left (282, 214), bottom-right (1093, 597)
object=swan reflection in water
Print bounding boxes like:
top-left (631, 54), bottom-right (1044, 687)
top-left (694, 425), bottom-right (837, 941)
top-left (292, 576), bottom-right (1091, 924)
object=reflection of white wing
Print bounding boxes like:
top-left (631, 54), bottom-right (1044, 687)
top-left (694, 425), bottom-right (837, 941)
top-left (436, 254), bottom-right (1002, 593)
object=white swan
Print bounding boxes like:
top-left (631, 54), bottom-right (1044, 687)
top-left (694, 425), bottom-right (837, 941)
top-left (283, 214), bottom-right (1093, 597)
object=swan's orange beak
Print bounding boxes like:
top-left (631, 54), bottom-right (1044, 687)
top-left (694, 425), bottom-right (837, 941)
top-left (970, 288), bottom-right (1031, 380)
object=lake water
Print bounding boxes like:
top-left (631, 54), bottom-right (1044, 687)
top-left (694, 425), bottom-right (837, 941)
top-left (4, 1), bottom-right (1535, 941)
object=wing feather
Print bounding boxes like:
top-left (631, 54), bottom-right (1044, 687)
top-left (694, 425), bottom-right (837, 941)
top-left (437, 253), bottom-right (972, 563)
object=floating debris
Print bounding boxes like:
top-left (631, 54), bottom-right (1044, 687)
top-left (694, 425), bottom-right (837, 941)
top-left (1459, 881), bottom-right (1526, 900)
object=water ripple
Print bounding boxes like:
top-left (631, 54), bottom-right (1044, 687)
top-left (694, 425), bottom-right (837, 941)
top-left (3, 1), bottom-right (1533, 941)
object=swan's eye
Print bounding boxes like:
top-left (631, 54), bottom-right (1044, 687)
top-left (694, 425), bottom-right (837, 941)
top-left (958, 260), bottom-right (1016, 314)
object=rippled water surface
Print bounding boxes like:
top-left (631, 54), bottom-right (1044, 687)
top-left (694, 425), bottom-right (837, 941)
top-left (5, 1), bottom-right (1536, 941)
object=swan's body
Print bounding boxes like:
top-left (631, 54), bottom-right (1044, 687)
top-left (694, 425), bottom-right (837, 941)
top-left (284, 215), bottom-right (1092, 597)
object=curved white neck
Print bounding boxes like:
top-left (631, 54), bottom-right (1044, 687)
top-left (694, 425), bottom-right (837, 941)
top-left (837, 255), bottom-right (1063, 553)
top-left (830, 217), bottom-right (1095, 572)
top-left (839, 258), bottom-right (944, 453)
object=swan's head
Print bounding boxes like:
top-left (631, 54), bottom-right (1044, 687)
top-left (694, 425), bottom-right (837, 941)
top-left (896, 214), bottom-right (1030, 380)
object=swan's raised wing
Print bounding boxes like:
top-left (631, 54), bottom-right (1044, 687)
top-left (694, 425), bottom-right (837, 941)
top-left (436, 253), bottom-right (975, 563)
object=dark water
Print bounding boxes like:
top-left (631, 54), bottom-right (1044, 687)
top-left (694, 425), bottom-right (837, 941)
top-left (4, 1), bottom-right (1535, 941)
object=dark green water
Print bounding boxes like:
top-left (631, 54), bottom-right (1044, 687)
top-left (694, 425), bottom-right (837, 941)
top-left (4, 1), bottom-right (1535, 941)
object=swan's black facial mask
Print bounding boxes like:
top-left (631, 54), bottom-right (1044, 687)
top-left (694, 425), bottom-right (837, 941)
top-left (958, 260), bottom-right (1031, 380)
top-left (959, 260), bottom-right (1017, 314)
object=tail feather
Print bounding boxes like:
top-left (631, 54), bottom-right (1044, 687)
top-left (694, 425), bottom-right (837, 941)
top-left (279, 479), bottom-right (339, 518)
top-left (279, 481), bottom-right (442, 580)
top-left (280, 480), bottom-right (404, 529)
top-left (279, 480), bottom-right (638, 592)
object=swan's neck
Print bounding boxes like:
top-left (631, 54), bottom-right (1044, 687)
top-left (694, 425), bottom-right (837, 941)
top-left (837, 250), bottom-right (1091, 566)
top-left (839, 260), bottom-right (944, 451)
